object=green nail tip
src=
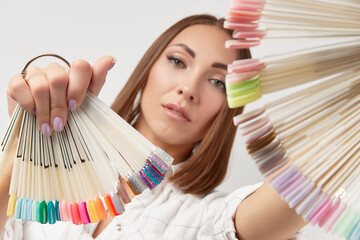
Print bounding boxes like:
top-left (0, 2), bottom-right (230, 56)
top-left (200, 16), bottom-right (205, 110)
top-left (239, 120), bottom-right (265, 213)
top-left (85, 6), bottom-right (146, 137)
top-left (226, 75), bottom-right (260, 91)
top-left (32, 201), bottom-right (37, 221)
top-left (342, 213), bottom-right (359, 238)
top-left (332, 209), bottom-right (350, 235)
top-left (37, 201), bottom-right (48, 224)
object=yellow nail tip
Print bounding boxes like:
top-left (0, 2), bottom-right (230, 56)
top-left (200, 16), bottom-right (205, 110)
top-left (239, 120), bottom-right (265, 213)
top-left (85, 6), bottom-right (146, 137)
top-left (7, 194), bottom-right (17, 217)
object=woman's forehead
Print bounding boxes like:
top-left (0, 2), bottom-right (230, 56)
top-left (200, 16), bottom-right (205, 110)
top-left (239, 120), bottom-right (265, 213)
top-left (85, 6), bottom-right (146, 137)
top-left (168, 24), bottom-right (237, 63)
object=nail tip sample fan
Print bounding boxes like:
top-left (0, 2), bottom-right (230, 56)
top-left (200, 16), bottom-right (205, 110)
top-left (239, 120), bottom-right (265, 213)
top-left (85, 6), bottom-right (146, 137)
top-left (224, 0), bottom-right (360, 239)
top-left (0, 92), bottom-right (174, 225)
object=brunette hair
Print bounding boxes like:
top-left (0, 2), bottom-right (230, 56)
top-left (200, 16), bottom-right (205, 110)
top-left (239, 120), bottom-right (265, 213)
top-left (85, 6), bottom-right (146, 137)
top-left (111, 14), bottom-right (251, 195)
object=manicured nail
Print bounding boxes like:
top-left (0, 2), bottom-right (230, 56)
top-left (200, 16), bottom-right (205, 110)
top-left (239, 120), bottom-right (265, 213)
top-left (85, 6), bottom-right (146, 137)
top-left (41, 123), bottom-right (51, 137)
top-left (108, 58), bottom-right (116, 71)
top-left (53, 117), bottom-right (63, 132)
top-left (68, 99), bottom-right (77, 111)
top-left (32, 109), bottom-right (36, 115)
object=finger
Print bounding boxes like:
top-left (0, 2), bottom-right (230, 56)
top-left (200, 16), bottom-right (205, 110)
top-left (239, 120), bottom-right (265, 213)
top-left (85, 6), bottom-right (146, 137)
top-left (66, 60), bottom-right (92, 111)
top-left (26, 71), bottom-right (51, 136)
top-left (7, 73), bottom-right (35, 116)
top-left (89, 56), bottom-right (116, 96)
top-left (45, 63), bottom-right (69, 132)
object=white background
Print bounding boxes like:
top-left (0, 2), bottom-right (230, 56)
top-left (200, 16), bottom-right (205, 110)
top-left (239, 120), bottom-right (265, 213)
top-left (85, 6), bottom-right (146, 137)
top-left (0, 0), bottom-right (344, 239)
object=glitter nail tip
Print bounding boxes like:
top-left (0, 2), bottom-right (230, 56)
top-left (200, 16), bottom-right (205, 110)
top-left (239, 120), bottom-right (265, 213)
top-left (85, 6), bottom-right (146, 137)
top-left (153, 147), bottom-right (174, 166)
top-left (128, 172), bottom-right (147, 193)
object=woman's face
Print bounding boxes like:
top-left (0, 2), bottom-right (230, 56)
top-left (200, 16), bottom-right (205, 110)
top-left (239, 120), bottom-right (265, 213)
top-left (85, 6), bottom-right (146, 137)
top-left (137, 24), bottom-right (237, 150)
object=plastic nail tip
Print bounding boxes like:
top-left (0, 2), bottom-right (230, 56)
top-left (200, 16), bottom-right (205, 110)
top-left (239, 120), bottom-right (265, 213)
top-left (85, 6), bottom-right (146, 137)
top-left (32, 201), bottom-right (37, 221)
top-left (94, 197), bottom-right (107, 221)
top-left (239, 115), bottom-right (269, 136)
top-left (332, 208), bottom-right (350, 235)
top-left (147, 162), bottom-right (164, 180)
top-left (223, 21), bottom-right (259, 30)
top-left (79, 202), bottom-right (90, 224)
top-left (149, 153), bottom-right (169, 173)
top-left (258, 148), bottom-right (285, 174)
top-left (228, 59), bottom-right (265, 74)
top-left (15, 197), bottom-right (23, 219)
top-left (111, 193), bottom-right (125, 215)
top-left (153, 147), bottom-right (174, 166)
top-left (47, 201), bottom-right (56, 224)
top-left (60, 200), bottom-right (71, 221)
top-left (90, 200), bottom-right (100, 222)
top-left (226, 71), bottom-right (259, 85)
top-left (67, 202), bottom-right (73, 222)
top-left (21, 198), bottom-right (28, 220)
top-left (281, 175), bottom-right (306, 200)
top-left (104, 195), bottom-right (117, 217)
top-left (147, 159), bottom-right (165, 177)
top-left (243, 122), bottom-right (272, 145)
top-left (225, 39), bottom-right (260, 49)
top-left (342, 213), bottom-right (359, 239)
top-left (86, 201), bottom-right (96, 223)
top-left (71, 203), bottom-right (82, 225)
top-left (349, 221), bottom-right (360, 240)
top-left (37, 201), bottom-right (47, 224)
top-left (7, 194), bottom-right (17, 217)
top-left (310, 197), bottom-right (332, 225)
top-left (26, 199), bottom-right (33, 221)
top-left (324, 203), bottom-right (346, 233)
top-left (233, 30), bottom-right (267, 39)
top-left (233, 108), bottom-right (265, 126)
top-left (54, 200), bottom-right (61, 221)
top-left (270, 165), bottom-right (298, 192)
top-left (296, 187), bottom-right (321, 215)
top-left (263, 159), bottom-right (287, 178)
top-left (143, 167), bottom-right (160, 185)
top-left (347, 216), bottom-right (360, 240)
top-left (303, 193), bottom-right (326, 221)
top-left (288, 180), bottom-right (315, 208)
top-left (139, 170), bottom-right (155, 190)
top-left (127, 173), bottom-right (147, 194)
top-left (319, 200), bottom-right (341, 228)
top-left (117, 181), bottom-right (131, 204)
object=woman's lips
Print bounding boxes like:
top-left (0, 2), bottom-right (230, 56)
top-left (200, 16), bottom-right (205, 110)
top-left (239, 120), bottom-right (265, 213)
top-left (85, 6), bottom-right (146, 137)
top-left (162, 104), bottom-right (191, 122)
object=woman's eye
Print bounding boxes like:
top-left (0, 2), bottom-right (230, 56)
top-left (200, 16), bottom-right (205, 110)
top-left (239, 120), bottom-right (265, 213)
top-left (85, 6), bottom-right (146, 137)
top-left (167, 56), bottom-right (185, 68)
top-left (210, 79), bottom-right (226, 90)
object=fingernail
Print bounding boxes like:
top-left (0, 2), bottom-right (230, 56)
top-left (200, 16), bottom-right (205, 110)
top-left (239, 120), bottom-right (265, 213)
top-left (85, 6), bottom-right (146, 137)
top-left (68, 99), bottom-right (77, 111)
top-left (108, 58), bottom-right (116, 71)
top-left (53, 117), bottom-right (63, 132)
top-left (32, 109), bottom-right (36, 115)
top-left (41, 123), bottom-right (51, 137)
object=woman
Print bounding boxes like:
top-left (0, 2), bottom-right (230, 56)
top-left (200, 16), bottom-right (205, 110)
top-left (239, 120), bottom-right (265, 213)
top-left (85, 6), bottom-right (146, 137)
top-left (1, 15), bottom-right (307, 239)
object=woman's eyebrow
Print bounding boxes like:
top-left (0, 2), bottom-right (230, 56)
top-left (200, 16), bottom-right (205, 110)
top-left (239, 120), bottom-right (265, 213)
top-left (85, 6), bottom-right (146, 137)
top-left (211, 63), bottom-right (227, 70)
top-left (171, 43), bottom-right (196, 58)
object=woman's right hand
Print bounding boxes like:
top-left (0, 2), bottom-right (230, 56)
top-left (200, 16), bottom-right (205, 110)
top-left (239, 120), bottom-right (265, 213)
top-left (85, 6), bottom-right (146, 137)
top-left (6, 56), bottom-right (116, 136)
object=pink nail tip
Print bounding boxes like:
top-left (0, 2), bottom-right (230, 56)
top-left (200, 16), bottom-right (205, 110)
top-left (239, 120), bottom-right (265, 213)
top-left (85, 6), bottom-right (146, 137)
top-left (233, 29), bottom-right (267, 39)
top-left (226, 39), bottom-right (261, 49)
top-left (223, 20), bottom-right (259, 30)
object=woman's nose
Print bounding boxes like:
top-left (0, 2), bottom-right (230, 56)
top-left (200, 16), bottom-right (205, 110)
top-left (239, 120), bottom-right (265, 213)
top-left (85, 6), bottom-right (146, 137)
top-left (177, 83), bottom-right (199, 103)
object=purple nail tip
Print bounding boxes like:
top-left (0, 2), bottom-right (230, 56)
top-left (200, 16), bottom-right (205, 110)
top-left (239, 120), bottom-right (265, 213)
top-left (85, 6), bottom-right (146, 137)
top-left (53, 117), bottom-right (63, 132)
top-left (68, 99), bottom-right (77, 111)
top-left (41, 123), bottom-right (51, 136)
top-left (138, 171), bottom-right (153, 190)
top-left (270, 165), bottom-right (298, 191)
top-left (149, 153), bottom-right (169, 172)
top-left (281, 174), bottom-right (306, 199)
